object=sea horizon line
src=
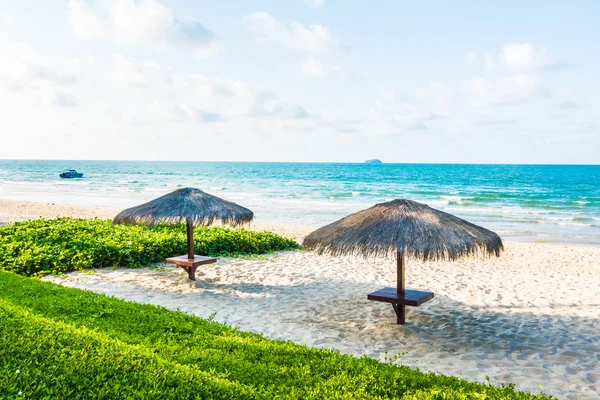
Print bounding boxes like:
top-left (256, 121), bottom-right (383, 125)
top-left (2, 159), bottom-right (599, 167)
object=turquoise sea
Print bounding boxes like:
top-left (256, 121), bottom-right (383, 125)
top-left (0, 160), bottom-right (598, 244)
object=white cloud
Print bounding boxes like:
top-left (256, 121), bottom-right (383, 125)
top-left (341, 84), bottom-right (441, 137)
top-left (307, 0), bottom-right (324, 7)
top-left (113, 101), bottom-right (193, 125)
top-left (196, 40), bottom-right (225, 58)
top-left (300, 56), bottom-right (344, 78)
top-left (300, 56), bottom-right (323, 77)
top-left (0, 37), bottom-right (82, 108)
top-left (377, 84), bottom-right (396, 103)
top-left (110, 55), bottom-right (172, 88)
top-left (67, 0), bottom-right (219, 56)
top-left (556, 100), bottom-right (578, 110)
top-left (484, 54), bottom-right (495, 70)
top-left (415, 80), bottom-right (450, 105)
top-left (500, 43), bottom-right (556, 72)
top-left (67, 0), bottom-right (106, 39)
top-left (244, 12), bottom-right (339, 52)
top-left (460, 44), bottom-right (557, 108)
top-left (195, 110), bottom-right (225, 123)
top-left (107, 55), bottom-right (311, 125)
top-left (0, 41), bottom-right (79, 85)
top-left (51, 90), bottom-right (80, 107)
top-left (469, 44), bottom-right (557, 73)
top-left (462, 76), bottom-right (538, 108)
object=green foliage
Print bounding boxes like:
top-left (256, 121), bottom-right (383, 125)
top-left (0, 272), bottom-right (554, 400)
top-left (0, 218), bottom-right (300, 276)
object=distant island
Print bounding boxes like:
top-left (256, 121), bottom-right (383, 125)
top-left (364, 159), bottom-right (383, 164)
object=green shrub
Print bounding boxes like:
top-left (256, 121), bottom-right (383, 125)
top-left (0, 272), bottom-right (554, 399)
top-left (0, 218), bottom-right (300, 276)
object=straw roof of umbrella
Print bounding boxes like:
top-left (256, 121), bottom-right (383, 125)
top-left (113, 187), bottom-right (254, 227)
top-left (303, 199), bottom-right (503, 261)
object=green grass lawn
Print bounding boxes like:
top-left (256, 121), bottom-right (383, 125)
top-left (0, 272), bottom-right (554, 399)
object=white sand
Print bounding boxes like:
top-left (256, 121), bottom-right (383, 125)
top-left (0, 199), bottom-right (117, 223)
top-left (2, 199), bottom-right (599, 399)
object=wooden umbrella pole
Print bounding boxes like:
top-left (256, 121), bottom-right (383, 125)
top-left (397, 251), bottom-right (405, 294)
top-left (186, 220), bottom-right (194, 260)
top-left (396, 251), bottom-right (406, 324)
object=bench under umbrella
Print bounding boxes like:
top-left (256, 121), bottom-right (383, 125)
top-left (113, 187), bottom-right (254, 280)
top-left (302, 199), bottom-right (503, 324)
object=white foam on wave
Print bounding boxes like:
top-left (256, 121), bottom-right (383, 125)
top-left (575, 201), bottom-right (589, 205)
top-left (54, 180), bottom-right (91, 186)
top-left (440, 195), bottom-right (474, 204)
top-left (209, 186), bottom-right (225, 191)
top-left (558, 222), bottom-right (593, 227)
top-left (352, 192), bottom-right (360, 197)
top-left (424, 199), bottom-right (450, 208)
top-left (0, 180), bottom-right (35, 186)
top-left (445, 205), bottom-right (584, 217)
top-left (544, 216), bottom-right (575, 222)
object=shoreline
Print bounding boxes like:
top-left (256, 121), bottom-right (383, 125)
top-left (0, 198), bottom-right (316, 242)
top-left (1, 198), bottom-right (598, 247)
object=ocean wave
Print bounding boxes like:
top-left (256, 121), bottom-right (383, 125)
top-left (440, 195), bottom-right (474, 204)
top-left (506, 217), bottom-right (595, 227)
top-left (544, 216), bottom-right (576, 222)
top-left (558, 222), bottom-right (593, 227)
top-left (325, 192), bottom-right (361, 199)
top-left (467, 193), bottom-right (515, 201)
top-left (445, 205), bottom-right (585, 217)
top-left (573, 217), bottom-right (595, 222)
top-left (116, 180), bottom-right (139, 184)
top-left (54, 180), bottom-right (91, 186)
top-left (424, 200), bottom-right (451, 208)
top-left (0, 180), bottom-right (36, 186)
top-left (209, 186), bottom-right (225, 191)
top-left (100, 186), bottom-right (137, 193)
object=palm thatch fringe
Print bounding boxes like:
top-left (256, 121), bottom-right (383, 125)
top-left (302, 199), bottom-right (503, 261)
top-left (113, 187), bottom-right (254, 227)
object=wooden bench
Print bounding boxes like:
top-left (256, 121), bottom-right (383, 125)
top-left (367, 288), bottom-right (434, 324)
top-left (165, 255), bottom-right (217, 280)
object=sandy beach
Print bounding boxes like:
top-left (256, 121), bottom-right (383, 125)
top-left (2, 199), bottom-right (599, 399)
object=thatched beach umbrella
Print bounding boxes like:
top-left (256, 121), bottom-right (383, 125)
top-left (113, 187), bottom-right (254, 279)
top-left (303, 199), bottom-right (503, 324)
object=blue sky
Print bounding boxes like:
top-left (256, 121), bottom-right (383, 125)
top-left (0, 0), bottom-right (598, 163)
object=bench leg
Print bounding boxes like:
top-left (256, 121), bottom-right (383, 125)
top-left (391, 303), bottom-right (406, 325)
top-left (182, 266), bottom-right (198, 280)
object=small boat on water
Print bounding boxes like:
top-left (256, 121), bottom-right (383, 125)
top-left (59, 169), bottom-right (84, 179)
